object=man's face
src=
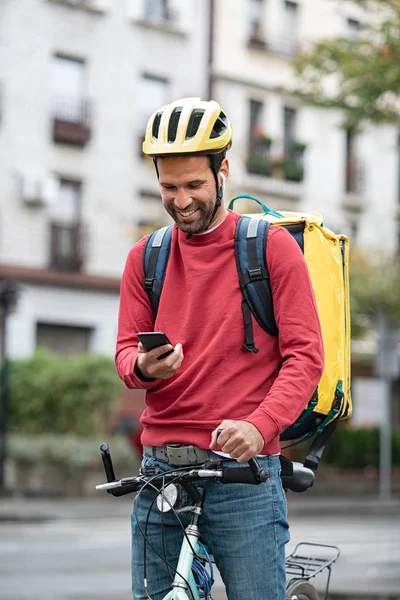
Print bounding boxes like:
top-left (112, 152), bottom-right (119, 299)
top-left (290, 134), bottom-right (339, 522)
top-left (157, 155), bottom-right (227, 234)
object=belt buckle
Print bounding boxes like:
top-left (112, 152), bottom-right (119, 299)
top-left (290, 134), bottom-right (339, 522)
top-left (166, 445), bottom-right (199, 466)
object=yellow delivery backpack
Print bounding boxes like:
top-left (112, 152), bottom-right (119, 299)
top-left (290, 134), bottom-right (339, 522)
top-left (143, 194), bottom-right (352, 470)
top-left (229, 195), bottom-right (352, 470)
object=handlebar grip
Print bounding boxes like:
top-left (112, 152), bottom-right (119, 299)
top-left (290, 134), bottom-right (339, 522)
top-left (221, 466), bottom-right (267, 484)
top-left (108, 483), bottom-right (141, 497)
top-left (100, 442), bottom-right (116, 483)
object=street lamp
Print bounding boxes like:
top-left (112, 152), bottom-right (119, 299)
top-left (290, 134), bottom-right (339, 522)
top-left (0, 280), bottom-right (20, 493)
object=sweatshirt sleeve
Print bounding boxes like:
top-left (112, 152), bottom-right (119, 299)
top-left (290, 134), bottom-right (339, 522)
top-left (115, 237), bottom-right (161, 390)
top-left (244, 226), bottom-right (325, 445)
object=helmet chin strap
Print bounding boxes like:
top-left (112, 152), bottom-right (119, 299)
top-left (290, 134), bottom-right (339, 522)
top-left (191, 158), bottom-right (224, 235)
top-left (186, 181), bottom-right (223, 238)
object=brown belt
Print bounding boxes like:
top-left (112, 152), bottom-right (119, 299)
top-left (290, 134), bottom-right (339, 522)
top-left (143, 444), bottom-right (212, 466)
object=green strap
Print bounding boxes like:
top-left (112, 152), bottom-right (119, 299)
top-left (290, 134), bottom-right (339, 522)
top-left (281, 407), bottom-right (340, 450)
top-left (291, 399), bottom-right (318, 428)
top-left (228, 194), bottom-right (284, 219)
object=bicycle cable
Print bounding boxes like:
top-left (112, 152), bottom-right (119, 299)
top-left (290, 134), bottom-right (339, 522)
top-left (134, 466), bottom-right (203, 600)
top-left (191, 541), bottom-right (214, 598)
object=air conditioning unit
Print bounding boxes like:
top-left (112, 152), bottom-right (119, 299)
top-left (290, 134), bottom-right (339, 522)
top-left (20, 174), bottom-right (42, 206)
top-left (20, 174), bottom-right (60, 207)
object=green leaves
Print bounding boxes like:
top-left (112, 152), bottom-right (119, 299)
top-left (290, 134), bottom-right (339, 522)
top-left (8, 349), bottom-right (123, 436)
top-left (291, 1), bottom-right (400, 126)
top-left (350, 250), bottom-right (400, 337)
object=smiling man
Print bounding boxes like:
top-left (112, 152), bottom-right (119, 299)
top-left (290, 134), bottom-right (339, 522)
top-left (115, 98), bottom-right (324, 600)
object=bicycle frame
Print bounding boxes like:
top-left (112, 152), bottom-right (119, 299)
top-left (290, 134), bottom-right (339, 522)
top-left (160, 485), bottom-right (208, 600)
top-left (163, 529), bottom-right (202, 600)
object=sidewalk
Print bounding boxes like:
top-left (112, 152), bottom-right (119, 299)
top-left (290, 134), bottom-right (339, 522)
top-left (1, 491), bottom-right (399, 523)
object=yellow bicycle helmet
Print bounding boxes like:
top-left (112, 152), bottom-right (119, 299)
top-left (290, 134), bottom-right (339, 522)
top-left (142, 97), bottom-right (232, 156)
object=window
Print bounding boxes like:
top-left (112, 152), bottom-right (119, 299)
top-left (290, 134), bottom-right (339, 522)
top-left (139, 74), bottom-right (169, 121)
top-left (247, 99), bottom-right (271, 175)
top-left (49, 178), bottom-right (81, 224)
top-left (138, 74), bottom-right (169, 154)
top-left (282, 1), bottom-right (298, 56)
top-left (48, 179), bottom-right (84, 271)
top-left (345, 128), bottom-right (361, 193)
top-left (347, 18), bottom-right (360, 39)
top-left (36, 323), bottom-right (93, 355)
top-left (248, 0), bottom-right (265, 42)
top-left (51, 55), bottom-right (87, 123)
top-left (144, 0), bottom-right (171, 21)
top-left (248, 99), bottom-right (265, 154)
top-left (283, 107), bottom-right (297, 156)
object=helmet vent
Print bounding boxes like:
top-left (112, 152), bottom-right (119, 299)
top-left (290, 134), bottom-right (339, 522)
top-left (186, 109), bottom-right (205, 139)
top-left (210, 111), bottom-right (228, 139)
top-left (168, 107), bottom-right (183, 142)
top-left (152, 112), bottom-right (162, 139)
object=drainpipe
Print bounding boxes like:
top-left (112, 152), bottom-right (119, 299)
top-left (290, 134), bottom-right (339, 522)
top-left (207, 0), bottom-right (215, 100)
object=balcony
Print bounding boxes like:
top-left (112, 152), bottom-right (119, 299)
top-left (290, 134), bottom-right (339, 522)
top-left (247, 31), bottom-right (302, 58)
top-left (247, 22), bottom-right (267, 50)
top-left (47, 0), bottom-right (108, 13)
top-left (52, 97), bottom-right (91, 147)
top-left (246, 139), bottom-right (306, 183)
top-left (50, 222), bottom-right (85, 272)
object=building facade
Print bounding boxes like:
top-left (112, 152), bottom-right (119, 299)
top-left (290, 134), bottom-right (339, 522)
top-left (212, 0), bottom-right (400, 254)
top-left (0, 0), bottom-right (399, 369)
top-left (0, 0), bottom-right (209, 358)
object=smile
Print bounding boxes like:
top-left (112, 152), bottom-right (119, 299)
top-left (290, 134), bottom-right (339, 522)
top-left (177, 208), bottom-right (198, 218)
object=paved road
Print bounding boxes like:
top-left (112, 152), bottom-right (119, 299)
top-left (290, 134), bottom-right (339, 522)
top-left (0, 496), bottom-right (399, 599)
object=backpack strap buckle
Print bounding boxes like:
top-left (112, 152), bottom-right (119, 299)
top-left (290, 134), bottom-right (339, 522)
top-left (239, 267), bottom-right (269, 287)
top-left (143, 277), bottom-right (155, 292)
top-left (248, 267), bottom-right (266, 282)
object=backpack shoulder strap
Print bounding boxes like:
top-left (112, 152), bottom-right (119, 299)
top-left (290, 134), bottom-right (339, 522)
top-left (142, 225), bottom-right (173, 318)
top-left (235, 216), bottom-right (278, 352)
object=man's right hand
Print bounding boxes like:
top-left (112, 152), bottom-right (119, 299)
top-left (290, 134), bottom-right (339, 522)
top-left (135, 342), bottom-right (184, 380)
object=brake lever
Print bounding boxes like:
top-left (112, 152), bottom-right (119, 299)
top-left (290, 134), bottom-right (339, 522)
top-left (216, 428), bottom-right (268, 483)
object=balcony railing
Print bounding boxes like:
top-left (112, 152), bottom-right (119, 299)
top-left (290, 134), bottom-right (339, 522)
top-left (52, 97), bottom-right (91, 146)
top-left (246, 139), bottom-right (306, 183)
top-left (50, 222), bottom-right (85, 272)
top-left (247, 32), bottom-right (302, 58)
top-left (47, 0), bottom-right (108, 13)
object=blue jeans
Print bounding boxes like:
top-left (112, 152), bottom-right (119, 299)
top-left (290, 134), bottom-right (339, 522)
top-left (131, 453), bottom-right (290, 600)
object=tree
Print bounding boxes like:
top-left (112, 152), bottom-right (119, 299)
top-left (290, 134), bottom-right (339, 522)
top-left (292, 0), bottom-right (400, 128)
top-left (350, 249), bottom-right (400, 338)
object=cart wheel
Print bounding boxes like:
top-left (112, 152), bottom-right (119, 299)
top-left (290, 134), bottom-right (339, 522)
top-left (287, 580), bottom-right (320, 600)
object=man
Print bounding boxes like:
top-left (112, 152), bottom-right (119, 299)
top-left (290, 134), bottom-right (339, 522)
top-left (115, 97), bottom-right (324, 600)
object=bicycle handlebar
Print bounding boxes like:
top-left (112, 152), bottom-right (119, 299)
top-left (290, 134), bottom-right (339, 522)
top-left (97, 443), bottom-right (315, 496)
top-left (97, 443), bottom-right (269, 497)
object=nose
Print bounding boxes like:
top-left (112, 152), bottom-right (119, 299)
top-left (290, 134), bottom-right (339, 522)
top-left (174, 188), bottom-right (192, 211)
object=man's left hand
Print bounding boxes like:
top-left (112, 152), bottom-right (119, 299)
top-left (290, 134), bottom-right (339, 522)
top-left (209, 420), bottom-right (264, 463)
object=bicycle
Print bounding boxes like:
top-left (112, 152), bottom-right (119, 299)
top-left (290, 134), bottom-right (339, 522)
top-left (96, 443), bottom-right (340, 600)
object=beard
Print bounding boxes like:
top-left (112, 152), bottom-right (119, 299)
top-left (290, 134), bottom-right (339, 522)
top-left (165, 199), bottom-right (216, 234)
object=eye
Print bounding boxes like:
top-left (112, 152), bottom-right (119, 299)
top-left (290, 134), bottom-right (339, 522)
top-left (187, 182), bottom-right (202, 189)
top-left (161, 184), bottom-right (176, 191)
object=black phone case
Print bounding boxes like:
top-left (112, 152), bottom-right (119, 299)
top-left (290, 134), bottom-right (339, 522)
top-left (137, 332), bottom-right (174, 360)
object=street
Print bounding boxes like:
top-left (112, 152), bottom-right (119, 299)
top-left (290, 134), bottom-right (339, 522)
top-left (0, 496), bottom-right (399, 600)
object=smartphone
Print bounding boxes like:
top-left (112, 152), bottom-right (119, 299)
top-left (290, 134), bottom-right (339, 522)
top-left (137, 332), bottom-right (174, 360)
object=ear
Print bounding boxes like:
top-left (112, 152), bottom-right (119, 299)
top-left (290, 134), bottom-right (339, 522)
top-left (219, 158), bottom-right (229, 185)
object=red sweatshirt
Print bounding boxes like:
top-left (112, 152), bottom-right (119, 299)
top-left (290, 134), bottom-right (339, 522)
top-left (115, 210), bottom-right (324, 455)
